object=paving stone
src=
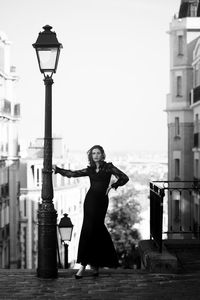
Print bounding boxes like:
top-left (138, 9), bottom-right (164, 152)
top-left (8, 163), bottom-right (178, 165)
top-left (0, 269), bottom-right (200, 299)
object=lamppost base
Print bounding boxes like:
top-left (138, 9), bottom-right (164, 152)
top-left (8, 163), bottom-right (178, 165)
top-left (37, 204), bottom-right (58, 278)
top-left (37, 267), bottom-right (58, 279)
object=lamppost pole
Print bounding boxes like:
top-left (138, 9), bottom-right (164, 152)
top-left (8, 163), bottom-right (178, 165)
top-left (33, 25), bottom-right (62, 278)
top-left (37, 76), bottom-right (58, 278)
top-left (64, 243), bottom-right (69, 269)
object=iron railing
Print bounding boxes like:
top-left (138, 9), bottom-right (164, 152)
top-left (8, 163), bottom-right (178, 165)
top-left (150, 180), bottom-right (200, 253)
top-left (150, 182), bottom-right (165, 252)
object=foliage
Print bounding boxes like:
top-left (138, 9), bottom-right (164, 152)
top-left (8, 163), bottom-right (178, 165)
top-left (106, 188), bottom-right (142, 268)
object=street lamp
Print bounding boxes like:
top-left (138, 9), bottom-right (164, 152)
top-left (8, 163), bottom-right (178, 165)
top-left (33, 25), bottom-right (62, 278)
top-left (58, 214), bottom-right (74, 269)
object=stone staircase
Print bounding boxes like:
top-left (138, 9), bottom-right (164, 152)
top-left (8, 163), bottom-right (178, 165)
top-left (164, 239), bottom-right (200, 273)
top-left (1, 240), bottom-right (200, 299)
top-left (139, 239), bottom-right (200, 274)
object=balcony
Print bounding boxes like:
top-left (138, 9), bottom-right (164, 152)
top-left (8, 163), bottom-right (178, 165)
top-left (0, 99), bottom-right (11, 116)
top-left (0, 100), bottom-right (20, 119)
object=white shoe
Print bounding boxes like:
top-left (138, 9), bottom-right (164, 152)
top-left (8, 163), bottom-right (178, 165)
top-left (75, 265), bottom-right (85, 279)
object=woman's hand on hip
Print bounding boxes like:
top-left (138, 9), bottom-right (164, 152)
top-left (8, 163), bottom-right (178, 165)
top-left (52, 164), bottom-right (57, 172)
top-left (106, 186), bottom-right (112, 195)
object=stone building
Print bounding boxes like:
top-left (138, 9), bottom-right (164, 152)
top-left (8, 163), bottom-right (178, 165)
top-left (0, 31), bottom-right (20, 267)
top-left (166, 0), bottom-right (200, 236)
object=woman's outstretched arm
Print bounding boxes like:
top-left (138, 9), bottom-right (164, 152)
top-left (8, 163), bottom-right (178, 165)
top-left (108, 163), bottom-right (129, 190)
top-left (53, 165), bottom-right (89, 178)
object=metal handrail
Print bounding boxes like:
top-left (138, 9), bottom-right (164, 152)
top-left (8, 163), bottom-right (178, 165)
top-left (150, 182), bottom-right (164, 252)
top-left (149, 180), bottom-right (200, 253)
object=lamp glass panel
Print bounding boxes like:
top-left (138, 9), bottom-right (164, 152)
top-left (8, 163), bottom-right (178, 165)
top-left (172, 190), bottom-right (181, 201)
top-left (59, 227), bottom-right (73, 242)
top-left (37, 48), bottom-right (58, 71)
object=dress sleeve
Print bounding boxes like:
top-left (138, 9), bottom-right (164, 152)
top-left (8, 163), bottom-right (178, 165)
top-left (55, 166), bottom-right (89, 178)
top-left (108, 163), bottom-right (129, 190)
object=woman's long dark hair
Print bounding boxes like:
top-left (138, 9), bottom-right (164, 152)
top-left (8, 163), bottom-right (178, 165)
top-left (87, 145), bottom-right (106, 167)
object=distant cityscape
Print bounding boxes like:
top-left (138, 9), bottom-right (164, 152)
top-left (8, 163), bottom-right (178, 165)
top-left (106, 149), bottom-right (168, 240)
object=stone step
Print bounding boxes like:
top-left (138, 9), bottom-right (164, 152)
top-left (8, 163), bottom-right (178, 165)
top-left (164, 239), bottom-right (200, 273)
top-left (164, 239), bottom-right (200, 249)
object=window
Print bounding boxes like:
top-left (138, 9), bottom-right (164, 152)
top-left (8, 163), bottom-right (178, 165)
top-left (36, 168), bottom-right (42, 187)
top-left (188, 3), bottom-right (196, 17)
top-left (36, 168), bottom-right (40, 187)
top-left (195, 159), bottom-right (199, 179)
top-left (177, 76), bottom-right (182, 96)
top-left (178, 36), bottom-right (183, 55)
top-left (23, 227), bottom-right (27, 269)
top-left (195, 114), bottom-right (199, 133)
top-left (24, 199), bottom-right (27, 217)
top-left (194, 133), bottom-right (199, 148)
top-left (194, 64), bottom-right (200, 87)
top-left (31, 165), bottom-right (34, 178)
top-left (175, 117), bottom-right (180, 136)
top-left (175, 159), bottom-right (180, 179)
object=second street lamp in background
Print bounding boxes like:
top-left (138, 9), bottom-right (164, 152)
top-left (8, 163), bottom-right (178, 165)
top-left (32, 25), bottom-right (62, 278)
top-left (58, 214), bottom-right (74, 269)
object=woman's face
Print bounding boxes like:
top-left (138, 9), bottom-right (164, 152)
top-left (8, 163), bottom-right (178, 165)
top-left (91, 148), bottom-right (103, 163)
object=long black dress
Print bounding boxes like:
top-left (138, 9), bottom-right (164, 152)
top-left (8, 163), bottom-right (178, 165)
top-left (55, 161), bottom-right (129, 268)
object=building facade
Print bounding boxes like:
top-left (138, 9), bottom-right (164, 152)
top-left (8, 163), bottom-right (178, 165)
top-left (20, 137), bottom-right (88, 268)
top-left (0, 32), bottom-right (21, 267)
top-left (166, 0), bottom-right (200, 237)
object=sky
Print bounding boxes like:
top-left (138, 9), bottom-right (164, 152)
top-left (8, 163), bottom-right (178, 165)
top-left (0, 0), bottom-right (181, 153)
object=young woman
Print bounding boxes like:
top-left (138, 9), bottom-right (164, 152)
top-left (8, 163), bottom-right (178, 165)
top-left (53, 145), bottom-right (129, 279)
